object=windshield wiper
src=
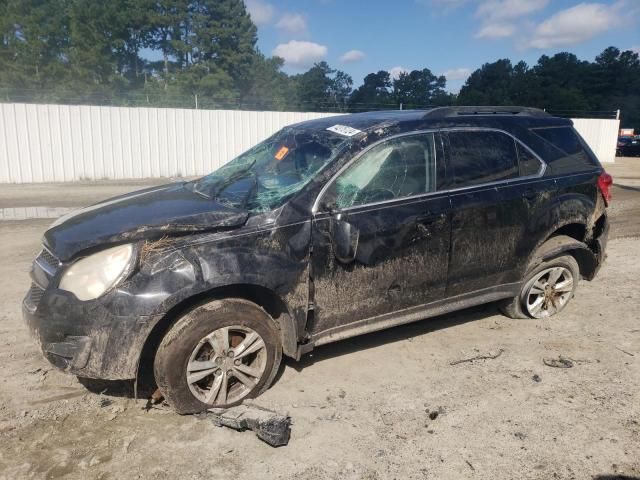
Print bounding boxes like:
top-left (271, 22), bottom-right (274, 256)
top-left (193, 160), bottom-right (257, 198)
top-left (211, 169), bottom-right (257, 199)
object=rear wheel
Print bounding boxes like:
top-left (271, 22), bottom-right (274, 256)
top-left (154, 299), bottom-right (282, 414)
top-left (500, 254), bottom-right (579, 319)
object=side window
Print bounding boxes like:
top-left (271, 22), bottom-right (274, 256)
top-left (447, 130), bottom-right (518, 187)
top-left (516, 142), bottom-right (543, 177)
top-left (529, 126), bottom-right (597, 173)
top-left (332, 133), bottom-right (436, 209)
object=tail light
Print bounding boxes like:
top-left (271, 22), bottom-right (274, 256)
top-left (597, 171), bottom-right (613, 207)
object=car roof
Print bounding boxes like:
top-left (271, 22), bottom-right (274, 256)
top-left (290, 106), bottom-right (570, 133)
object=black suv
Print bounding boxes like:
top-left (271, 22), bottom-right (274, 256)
top-left (24, 107), bottom-right (611, 413)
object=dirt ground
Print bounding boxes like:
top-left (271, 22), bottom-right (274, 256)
top-left (0, 159), bottom-right (638, 480)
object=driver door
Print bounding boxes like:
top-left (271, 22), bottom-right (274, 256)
top-left (309, 132), bottom-right (451, 339)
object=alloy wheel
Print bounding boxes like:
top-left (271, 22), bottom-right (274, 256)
top-left (186, 325), bottom-right (267, 406)
top-left (524, 266), bottom-right (574, 318)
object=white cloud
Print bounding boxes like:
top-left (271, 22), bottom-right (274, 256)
top-left (389, 66), bottom-right (410, 80)
top-left (476, 0), bottom-right (548, 21)
top-left (276, 13), bottom-right (308, 35)
top-left (245, 0), bottom-right (275, 26)
top-left (475, 23), bottom-right (516, 38)
top-left (528, 2), bottom-right (624, 49)
top-left (340, 49), bottom-right (365, 63)
top-left (630, 45), bottom-right (640, 55)
top-left (474, 0), bottom-right (548, 39)
top-left (272, 41), bottom-right (328, 68)
top-left (442, 68), bottom-right (472, 81)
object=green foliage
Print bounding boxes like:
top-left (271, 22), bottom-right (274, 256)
top-left (457, 49), bottom-right (640, 126)
top-left (0, 1), bottom-right (637, 125)
top-left (348, 71), bottom-right (394, 111)
top-left (290, 61), bottom-right (353, 112)
top-left (393, 68), bottom-right (448, 108)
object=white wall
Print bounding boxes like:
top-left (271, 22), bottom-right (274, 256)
top-left (0, 103), bottom-right (618, 184)
top-left (0, 104), bottom-right (339, 183)
top-left (571, 118), bottom-right (620, 164)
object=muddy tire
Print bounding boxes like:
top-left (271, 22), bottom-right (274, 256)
top-left (154, 299), bottom-right (282, 414)
top-left (500, 254), bottom-right (579, 320)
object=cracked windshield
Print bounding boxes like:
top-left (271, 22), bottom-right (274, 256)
top-left (192, 128), bottom-right (348, 212)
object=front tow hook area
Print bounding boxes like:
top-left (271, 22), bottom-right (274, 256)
top-left (44, 336), bottom-right (93, 371)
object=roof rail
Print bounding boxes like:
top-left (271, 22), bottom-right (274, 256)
top-left (424, 106), bottom-right (550, 118)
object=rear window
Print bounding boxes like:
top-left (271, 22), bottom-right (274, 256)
top-left (447, 130), bottom-right (518, 188)
top-left (530, 127), bottom-right (597, 174)
top-left (516, 142), bottom-right (543, 177)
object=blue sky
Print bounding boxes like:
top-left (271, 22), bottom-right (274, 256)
top-left (246, 0), bottom-right (640, 91)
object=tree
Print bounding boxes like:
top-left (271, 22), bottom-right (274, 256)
top-left (457, 59), bottom-right (516, 106)
top-left (189, 0), bottom-right (257, 83)
top-left (292, 61), bottom-right (352, 112)
top-left (348, 70), bottom-right (393, 111)
top-left (240, 54), bottom-right (292, 110)
top-left (0, 0), bottom-right (70, 97)
top-left (393, 68), bottom-right (448, 108)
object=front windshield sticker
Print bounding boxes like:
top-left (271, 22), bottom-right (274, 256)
top-left (326, 124), bottom-right (362, 137)
top-left (274, 145), bottom-right (289, 161)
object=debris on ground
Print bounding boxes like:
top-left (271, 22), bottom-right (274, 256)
top-left (543, 356), bottom-right (574, 368)
top-left (450, 348), bottom-right (504, 365)
top-left (207, 403), bottom-right (291, 447)
top-left (144, 388), bottom-right (165, 411)
top-left (615, 346), bottom-right (635, 357)
top-left (532, 374), bottom-right (542, 382)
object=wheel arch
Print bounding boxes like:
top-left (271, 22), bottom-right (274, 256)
top-left (528, 233), bottom-right (598, 281)
top-left (136, 284), bottom-right (299, 388)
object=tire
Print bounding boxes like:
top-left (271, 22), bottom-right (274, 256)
top-left (499, 254), bottom-right (579, 320)
top-left (154, 298), bottom-right (282, 414)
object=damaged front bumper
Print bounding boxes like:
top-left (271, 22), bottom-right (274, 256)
top-left (22, 287), bottom-right (161, 380)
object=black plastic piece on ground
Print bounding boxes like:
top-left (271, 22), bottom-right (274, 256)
top-left (207, 404), bottom-right (291, 447)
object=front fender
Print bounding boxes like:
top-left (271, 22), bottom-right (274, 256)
top-left (122, 221), bottom-right (312, 363)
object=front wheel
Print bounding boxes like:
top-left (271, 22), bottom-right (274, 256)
top-left (154, 299), bottom-right (282, 414)
top-left (500, 254), bottom-right (579, 319)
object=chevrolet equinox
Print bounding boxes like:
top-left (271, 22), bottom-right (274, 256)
top-left (24, 107), bottom-right (612, 413)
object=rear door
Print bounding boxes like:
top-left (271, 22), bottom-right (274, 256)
top-left (494, 138), bottom-right (551, 284)
top-left (443, 129), bottom-right (521, 296)
top-left (309, 132), bottom-right (451, 337)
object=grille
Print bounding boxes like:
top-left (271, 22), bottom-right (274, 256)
top-left (26, 282), bottom-right (45, 310)
top-left (37, 248), bottom-right (60, 270)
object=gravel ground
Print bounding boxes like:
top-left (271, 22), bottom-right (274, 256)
top-left (0, 159), bottom-right (638, 480)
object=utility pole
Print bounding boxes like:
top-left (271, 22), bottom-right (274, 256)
top-left (195, 95), bottom-right (199, 110)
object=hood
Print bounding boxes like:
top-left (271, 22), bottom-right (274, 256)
top-left (44, 182), bottom-right (249, 261)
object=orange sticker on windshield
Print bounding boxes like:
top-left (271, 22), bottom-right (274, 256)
top-left (274, 146), bottom-right (289, 161)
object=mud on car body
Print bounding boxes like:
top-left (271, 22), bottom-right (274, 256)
top-left (23, 106), bottom-right (612, 413)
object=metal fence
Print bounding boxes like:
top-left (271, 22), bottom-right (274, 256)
top-left (0, 103), bottom-right (619, 184)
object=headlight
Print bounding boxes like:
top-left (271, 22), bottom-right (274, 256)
top-left (59, 244), bottom-right (134, 301)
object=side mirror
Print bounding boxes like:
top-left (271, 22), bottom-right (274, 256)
top-left (331, 217), bottom-right (359, 264)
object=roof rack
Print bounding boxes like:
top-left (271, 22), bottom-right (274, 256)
top-left (424, 106), bottom-right (550, 118)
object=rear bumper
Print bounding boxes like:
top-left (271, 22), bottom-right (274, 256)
top-left (592, 214), bottom-right (609, 277)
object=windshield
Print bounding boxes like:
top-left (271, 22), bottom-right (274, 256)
top-left (192, 127), bottom-right (348, 212)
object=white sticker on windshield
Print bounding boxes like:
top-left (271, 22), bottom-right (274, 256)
top-left (326, 124), bottom-right (362, 137)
